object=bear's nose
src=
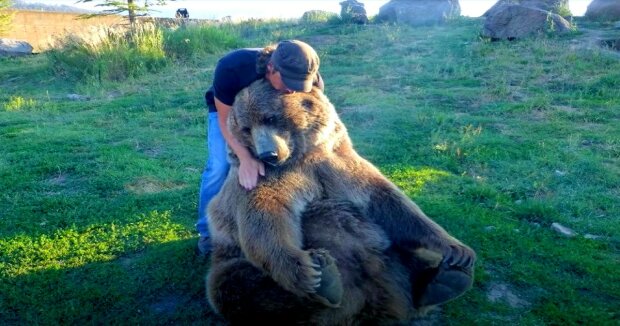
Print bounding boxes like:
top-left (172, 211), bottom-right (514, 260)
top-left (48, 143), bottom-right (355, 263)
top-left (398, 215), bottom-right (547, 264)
top-left (259, 151), bottom-right (279, 166)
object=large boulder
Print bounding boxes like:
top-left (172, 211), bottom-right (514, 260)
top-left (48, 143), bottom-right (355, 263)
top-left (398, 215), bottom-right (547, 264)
top-left (376, 0), bottom-right (461, 26)
top-left (0, 39), bottom-right (33, 57)
top-left (484, 0), bottom-right (571, 17)
top-left (585, 0), bottom-right (620, 22)
top-left (482, 4), bottom-right (572, 40)
top-left (340, 0), bottom-right (369, 24)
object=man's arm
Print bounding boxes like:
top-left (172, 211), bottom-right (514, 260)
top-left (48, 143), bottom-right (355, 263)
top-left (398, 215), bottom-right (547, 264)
top-left (215, 97), bottom-right (265, 190)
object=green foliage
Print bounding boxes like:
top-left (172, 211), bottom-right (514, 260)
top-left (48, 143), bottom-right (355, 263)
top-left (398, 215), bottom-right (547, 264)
top-left (1, 17), bottom-right (620, 325)
top-left (3, 96), bottom-right (36, 111)
top-left (79, 0), bottom-right (169, 24)
top-left (0, 0), bottom-right (13, 36)
top-left (300, 10), bottom-right (338, 24)
top-left (555, 2), bottom-right (572, 18)
top-left (163, 24), bottom-right (244, 61)
top-left (47, 23), bottom-right (167, 82)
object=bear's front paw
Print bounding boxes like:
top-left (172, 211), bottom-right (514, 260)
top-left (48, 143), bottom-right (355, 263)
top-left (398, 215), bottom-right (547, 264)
top-left (308, 249), bottom-right (343, 308)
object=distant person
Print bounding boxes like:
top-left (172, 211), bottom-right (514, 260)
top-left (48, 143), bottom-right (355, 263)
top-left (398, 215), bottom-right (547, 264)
top-left (175, 8), bottom-right (189, 19)
top-left (196, 40), bottom-right (324, 256)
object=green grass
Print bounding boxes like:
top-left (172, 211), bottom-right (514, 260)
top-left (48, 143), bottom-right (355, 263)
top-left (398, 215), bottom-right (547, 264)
top-left (1, 17), bottom-right (619, 324)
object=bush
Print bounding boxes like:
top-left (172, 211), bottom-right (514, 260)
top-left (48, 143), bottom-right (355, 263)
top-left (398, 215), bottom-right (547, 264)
top-left (300, 10), bottom-right (339, 24)
top-left (163, 24), bottom-right (244, 61)
top-left (0, 0), bottom-right (13, 36)
top-left (48, 23), bottom-right (167, 82)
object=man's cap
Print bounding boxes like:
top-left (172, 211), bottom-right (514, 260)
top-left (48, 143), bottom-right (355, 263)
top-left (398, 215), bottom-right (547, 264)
top-left (271, 40), bottom-right (319, 92)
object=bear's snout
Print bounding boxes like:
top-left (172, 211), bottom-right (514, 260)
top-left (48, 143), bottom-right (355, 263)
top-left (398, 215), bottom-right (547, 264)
top-left (258, 151), bottom-right (280, 166)
top-left (252, 126), bottom-right (290, 167)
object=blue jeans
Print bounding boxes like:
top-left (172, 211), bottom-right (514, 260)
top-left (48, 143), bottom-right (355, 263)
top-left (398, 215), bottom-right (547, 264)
top-left (196, 111), bottom-right (230, 238)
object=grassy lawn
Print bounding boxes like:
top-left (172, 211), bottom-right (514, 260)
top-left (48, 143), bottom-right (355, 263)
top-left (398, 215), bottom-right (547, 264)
top-left (1, 17), bottom-right (619, 324)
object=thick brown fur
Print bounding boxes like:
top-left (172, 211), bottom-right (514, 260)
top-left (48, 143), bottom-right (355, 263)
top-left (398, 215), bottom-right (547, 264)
top-left (206, 79), bottom-right (476, 325)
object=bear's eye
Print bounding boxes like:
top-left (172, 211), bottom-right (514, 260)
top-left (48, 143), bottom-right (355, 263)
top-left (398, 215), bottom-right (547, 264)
top-left (264, 116), bottom-right (277, 125)
top-left (241, 127), bottom-right (251, 135)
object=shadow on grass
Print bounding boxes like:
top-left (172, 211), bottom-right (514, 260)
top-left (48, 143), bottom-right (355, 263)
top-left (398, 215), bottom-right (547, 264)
top-left (1, 238), bottom-right (226, 325)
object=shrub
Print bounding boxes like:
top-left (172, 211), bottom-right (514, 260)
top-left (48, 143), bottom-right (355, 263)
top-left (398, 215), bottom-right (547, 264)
top-left (163, 23), bottom-right (244, 61)
top-left (3, 96), bottom-right (36, 111)
top-left (300, 10), bottom-right (338, 24)
top-left (48, 23), bottom-right (167, 82)
top-left (0, 0), bottom-right (13, 36)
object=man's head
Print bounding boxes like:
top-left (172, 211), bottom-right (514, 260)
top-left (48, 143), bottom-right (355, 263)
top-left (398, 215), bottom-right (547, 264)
top-left (267, 40), bottom-right (319, 93)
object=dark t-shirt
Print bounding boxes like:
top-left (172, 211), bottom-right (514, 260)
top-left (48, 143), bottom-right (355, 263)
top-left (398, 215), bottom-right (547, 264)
top-left (204, 48), bottom-right (324, 113)
top-left (205, 48), bottom-right (262, 112)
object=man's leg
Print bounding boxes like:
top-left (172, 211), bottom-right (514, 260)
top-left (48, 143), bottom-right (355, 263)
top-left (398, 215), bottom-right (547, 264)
top-left (196, 111), bottom-right (230, 255)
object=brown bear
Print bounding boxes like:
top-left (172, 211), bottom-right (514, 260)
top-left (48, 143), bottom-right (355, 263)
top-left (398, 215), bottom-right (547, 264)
top-left (206, 79), bottom-right (476, 324)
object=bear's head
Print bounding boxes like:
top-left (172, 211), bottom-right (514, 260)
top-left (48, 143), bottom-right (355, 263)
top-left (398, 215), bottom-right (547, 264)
top-left (228, 79), bottom-right (346, 167)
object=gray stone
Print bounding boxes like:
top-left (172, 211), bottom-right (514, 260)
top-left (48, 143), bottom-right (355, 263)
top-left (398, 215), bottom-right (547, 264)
top-left (585, 0), bottom-right (620, 22)
top-left (484, 0), bottom-right (571, 17)
top-left (0, 39), bottom-right (34, 57)
top-left (551, 222), bottom-right (576, 237)
top-left (67, 94), bottom-right (91, 101)
top-left (340, 0), bottom-right (369, 24)
top-left (583, 233), bottom-right (603, 240)
top-left (482, 4), bottom-right (572, 40)
top-left (376, 0), bottom-right (461, 26)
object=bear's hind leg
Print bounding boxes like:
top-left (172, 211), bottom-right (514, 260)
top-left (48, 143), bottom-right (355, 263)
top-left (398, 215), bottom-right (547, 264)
top-left (206, 258), bottom-right (320, 324)
top-left (408, 248), bottom-right (474, 308)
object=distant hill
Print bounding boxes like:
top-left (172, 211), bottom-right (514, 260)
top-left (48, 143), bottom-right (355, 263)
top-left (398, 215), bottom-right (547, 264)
top-left (11, 0), bottom-right (95, 14)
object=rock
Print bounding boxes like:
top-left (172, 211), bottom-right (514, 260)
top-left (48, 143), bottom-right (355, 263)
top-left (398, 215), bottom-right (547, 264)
top-left (551, 222), bottom-right (576, 237)
top-left (0, 39), bottom-right (34, 57)
top-left (340, 0), bottom-right (369, 24)
top-left (481, 4), bottom-right (572, 40)
top-left (583, 233), bottom-right (603, 240)
top-left (484, 0), bottom-right (571, 17)
top-left (67, 94), bottom-right (91, 101)
top-left (376, 0), bottom-right (461, 26)
top-left (585, 0), bottom-right (620, 22)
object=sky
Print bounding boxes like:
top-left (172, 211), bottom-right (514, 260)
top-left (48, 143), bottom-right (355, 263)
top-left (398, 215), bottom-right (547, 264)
top-left (18, 0), bottom-right (592, 19)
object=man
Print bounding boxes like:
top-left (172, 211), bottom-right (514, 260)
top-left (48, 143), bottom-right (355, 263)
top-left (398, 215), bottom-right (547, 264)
top-left (197, 40), bottom-right (324, 255)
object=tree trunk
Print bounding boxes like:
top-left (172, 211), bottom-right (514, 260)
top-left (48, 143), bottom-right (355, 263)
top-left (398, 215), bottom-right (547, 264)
top-left (128, 0), bottom-right (136, 24)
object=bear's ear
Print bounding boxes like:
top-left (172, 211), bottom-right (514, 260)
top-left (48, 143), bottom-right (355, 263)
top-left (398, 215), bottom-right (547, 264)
top-left (301, 98), bottom-right (314, 112)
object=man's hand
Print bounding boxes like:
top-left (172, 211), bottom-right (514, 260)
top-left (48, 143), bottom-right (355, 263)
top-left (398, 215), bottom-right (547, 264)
top-left (214, 96), bottom-right (265, 190)
top-left (238, 155), bottom-right (265, 190)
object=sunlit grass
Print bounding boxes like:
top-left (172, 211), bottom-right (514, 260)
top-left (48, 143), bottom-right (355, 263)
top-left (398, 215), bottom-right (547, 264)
top-left (0, 211), bottom-right (190, 277)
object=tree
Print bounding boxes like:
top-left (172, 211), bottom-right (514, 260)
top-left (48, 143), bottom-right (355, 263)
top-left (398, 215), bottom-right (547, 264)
top-left (0, 0), bottom-right (13, 36)
top-left (78, 0), bottom-right (174, 24)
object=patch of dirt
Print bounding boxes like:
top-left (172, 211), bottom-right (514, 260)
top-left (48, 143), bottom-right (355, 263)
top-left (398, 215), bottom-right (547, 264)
top-left (46, 173), bottom-right (67, 185)
top-left (125, 178), bottom-right (186, 194)
top-left (487, 282), bottom-right (531, 308)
